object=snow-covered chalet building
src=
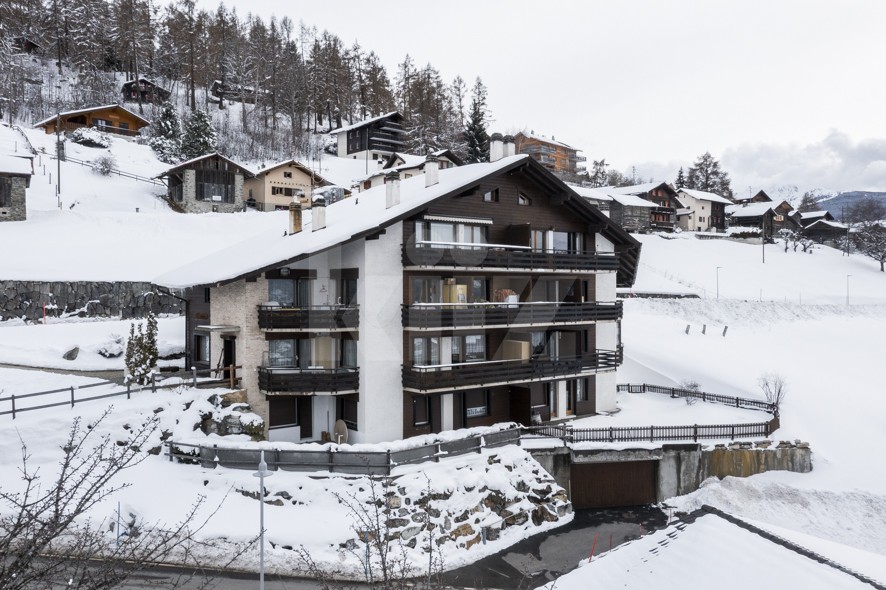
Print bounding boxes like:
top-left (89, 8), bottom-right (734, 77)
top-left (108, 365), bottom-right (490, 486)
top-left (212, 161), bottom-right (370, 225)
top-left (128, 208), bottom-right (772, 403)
top-left (156, 141), bottom-right (641, 444)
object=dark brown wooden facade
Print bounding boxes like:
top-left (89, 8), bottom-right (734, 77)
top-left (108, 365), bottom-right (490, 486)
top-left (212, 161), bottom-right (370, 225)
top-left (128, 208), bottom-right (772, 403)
top-left (35, 104), bottom-right (150, 137)
top-left (122, 78), bottom-right (170, 104)
top-left (342, 113), bottom-right (406, 156)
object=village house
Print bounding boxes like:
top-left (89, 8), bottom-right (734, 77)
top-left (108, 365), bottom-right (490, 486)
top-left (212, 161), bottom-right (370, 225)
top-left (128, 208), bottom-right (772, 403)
top-left (329, 112), bottom-right (407, 162)
top-left (121, 77), bottom-right (171, 104)
top-left (244, 159), bottom-right (336, 211)
top-left (357, 149), bottom-right (463, 191)
top-left (803, 218), bottom-right (848, 244)
top-left (34, 104), bottom-right (150, 137)
top-left (155, 137), bottom-right (641, 445)
top-left (514, 131), bottom-right (586, 176)
top-left (734, 189), bottom-right (774, 205)
top-left (155, 153), bottom-right (253, 213)
top-left (728, 199), bottom-right (799, 236)
top-left (609, 182), bottom-right (680, 231)
top-left (0, 124), bottom-right (35, 222)
top-left (676, 188), bottom-right (731, 232)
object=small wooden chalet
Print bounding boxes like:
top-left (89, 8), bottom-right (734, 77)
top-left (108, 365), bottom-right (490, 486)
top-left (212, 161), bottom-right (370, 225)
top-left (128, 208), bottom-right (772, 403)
top-left (607, 193), bottom-right (658, 232)
top-left (609, 182), bottom-right (680, 231)
top-left (34, 104), bottom-right (150, 137)
top-left (121, 78), bottom-right (170, 104)
top-left (793, 209), bottom-right (835, 228)
top-left (329, 112), bottom-right (407, 161)
top-left (155, 153), bottom-right (254, 214)
top-left (733, 189), bottom-right (773, 205)
top-left (12, 36), bottom-right (43, 54)
top-left (804, 219), bottom-right (848, 244)
top-left (244, 159), bottom-right (335, 211)
top-left (209, 80), bottom-right (269, 105)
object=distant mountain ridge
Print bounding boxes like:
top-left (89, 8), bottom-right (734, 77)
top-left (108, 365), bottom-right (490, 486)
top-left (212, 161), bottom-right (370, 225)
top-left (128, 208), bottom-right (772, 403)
top-left (818, 191), bottom-right (886, 220)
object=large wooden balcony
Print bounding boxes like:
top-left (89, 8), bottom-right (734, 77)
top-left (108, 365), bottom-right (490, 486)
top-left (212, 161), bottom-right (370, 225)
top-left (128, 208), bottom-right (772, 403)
top-left (402, 350), bottom-right (619, 393)
top-left (258, 366), bottom-right (359, 394)
top-left (257, 305), bottom-right (359, 331)
top-left (402, 301), bottom-right (622, 331)
top-left (402, 243), bottom-right (619, 272)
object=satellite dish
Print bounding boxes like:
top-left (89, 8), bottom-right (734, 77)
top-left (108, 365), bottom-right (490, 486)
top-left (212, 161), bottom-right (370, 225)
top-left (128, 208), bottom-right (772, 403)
top-left (333, 419), bottom-right (349, 445)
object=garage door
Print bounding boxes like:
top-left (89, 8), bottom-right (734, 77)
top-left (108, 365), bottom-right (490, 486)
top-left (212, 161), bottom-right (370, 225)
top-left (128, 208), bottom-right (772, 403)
top-left (571, 461), bottom-right (658, 509)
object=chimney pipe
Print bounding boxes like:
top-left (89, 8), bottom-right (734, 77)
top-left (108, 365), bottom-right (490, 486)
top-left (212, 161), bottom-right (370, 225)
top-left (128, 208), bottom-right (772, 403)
top-left (312, 196), bottom-right (326, 231)
top-left (385, 170), bottom-right (401, 209)
top-left (424, 153), bottom-right (439, 188)
top-left (503, 134), bottom-right (516, 158)
top-left (289, 201), bottom-right (302, 234)
top-left (489, 132), bottom-right (504, 162)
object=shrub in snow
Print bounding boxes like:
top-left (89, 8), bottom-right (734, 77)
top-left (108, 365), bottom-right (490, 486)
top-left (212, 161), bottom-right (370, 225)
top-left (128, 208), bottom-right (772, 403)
top-left (758, 373), bottom-right (788, 416)
top-left (680, 379), bottom-right (700, 405)
top-left (97, 334), bottom-right (125, 358)
top-left (69, 127), bottom-right (111, 148)
top-left (125, 312), bottom-right (158, 385)
top-left (92, 154), bottom-right (116, 176)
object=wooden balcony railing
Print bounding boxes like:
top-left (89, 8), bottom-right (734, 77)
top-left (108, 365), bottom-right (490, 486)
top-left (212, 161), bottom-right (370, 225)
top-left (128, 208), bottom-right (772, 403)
top-left (257, 305), bottom-right (359, 331)
top-left (258, 367), bottom-right (359, 394)
top-left (402, 350), bottom-right (619, 392)
top-left (402, 243), bottom-right (619, 272)
top-left (402, 301), bottom-right (622, 330)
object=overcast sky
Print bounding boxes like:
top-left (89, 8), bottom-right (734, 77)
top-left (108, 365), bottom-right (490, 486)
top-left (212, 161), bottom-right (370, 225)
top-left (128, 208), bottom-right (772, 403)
top-left (205, 0), bottom-right (886, 194)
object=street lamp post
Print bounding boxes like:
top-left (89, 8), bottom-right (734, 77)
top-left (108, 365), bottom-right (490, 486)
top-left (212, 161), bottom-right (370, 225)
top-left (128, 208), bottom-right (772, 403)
top-left (716, 266), bottom-right (723, 300)
top-left (846, 275), bottom-right (851, 306)
top-left (253, 450), bottom-right (274, 590)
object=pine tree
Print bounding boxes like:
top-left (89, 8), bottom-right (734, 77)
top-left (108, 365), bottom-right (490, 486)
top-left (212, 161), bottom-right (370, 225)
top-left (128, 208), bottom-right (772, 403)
top-left (180, 109), bottom-right (218, 160)
top-left (686, 152), bottom-right (733, 198)
top-left (675, 167), bottom-right (686, 189)
top-left (589, 159), bottom-right (608, 187)
top-left (124, 312), bottom-right (159, 385)
top-left (796, 192), bottom-right (822, 213)
top-left (463, 77), bottom-right (489, 163)
top-left (149, 101), bottom-right (182, 163)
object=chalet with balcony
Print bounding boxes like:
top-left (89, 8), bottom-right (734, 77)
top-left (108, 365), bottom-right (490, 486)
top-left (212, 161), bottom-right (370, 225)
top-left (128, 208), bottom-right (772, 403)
top-left (676, 188), bottom-right (731, 232)
top-left (330, 112), bottom-right (407, 161)
top-left (514, 132), bottom-right (586, 176)
top-left (121, 77), bottom-right (171, 104)
top-left (609, 182), bottom-right (680, 231)
top-left (155, 152), bottom-right (254, 213)
top-left (244, 159), bottom-right (335, 211)
top-left (34, 104), bottom-right (150, 137)
top-left (155, 143), bottom-right (640, 445)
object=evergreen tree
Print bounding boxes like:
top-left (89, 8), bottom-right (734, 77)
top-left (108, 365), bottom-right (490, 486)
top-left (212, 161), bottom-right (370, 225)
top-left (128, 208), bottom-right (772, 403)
top-left (675, 166), bottom-right (686, 189)
top-left (180, 109), bottom-right (217, 160)
top-left (686, 151), bottom-right (733, 198)
top-left (148, 101), bottom-right (182, 163)
top-left (125, 312), bottom-right (159, 385)
top-left (589, 159), bottom-right (609, 187)
top-left (796, 192), bottom-right (822, 213)
top-left (463, 77), bottom-right (489, 163)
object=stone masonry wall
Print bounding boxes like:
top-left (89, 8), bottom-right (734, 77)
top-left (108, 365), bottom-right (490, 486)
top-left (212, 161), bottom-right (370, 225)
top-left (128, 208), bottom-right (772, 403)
top-left (0, 280), bottom-right (183, 322)
top-left (0, 176), bottom-right (28, 222)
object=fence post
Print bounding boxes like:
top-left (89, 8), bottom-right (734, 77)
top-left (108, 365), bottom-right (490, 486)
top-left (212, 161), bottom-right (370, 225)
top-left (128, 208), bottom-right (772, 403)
top-left (477, 436), bottom-right (483, 453)
top-left (650, 425), bottom-right (654, 443)
top-left (70, 386), bottom-right (76, 407)
top-left (609, 426), bottom-right (614, 443)
top-left (328, 448), bottom-right (335, 473)
top-left (11, 394), bottom-right (15, 419)
top-left (387, 449), bottom-right (392, 476)
top-left (693, 424), bottom-right (698, 442)
top-left (127, 382), bottom-right (131, 400)
top-left (230, 365), bottom-right (235, 389)
top-left (731, 425), bottom-right (735, 440)
top-left (192, 366), bottom-right (197, 387)
top-left (151, 372), bottom-right (156, 393)
top-left (435, 443), bottom-right (441, 462)
top-left (167, 442), bottom-right (173, 462)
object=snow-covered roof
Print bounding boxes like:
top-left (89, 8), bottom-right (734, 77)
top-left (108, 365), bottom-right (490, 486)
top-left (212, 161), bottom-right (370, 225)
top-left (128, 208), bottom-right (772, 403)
top-left (542, 509), bottom-right (880, 590)
top-left (568, 185), bottom-right (613, 202)
top-left (799, 210), bottom-right (831, 220)
top-left (33, 104), bottom-right (151, 127)
top-left (155, 155), bottom-right (533, 288)
top-left (328, 112), bottom-right (401, 135)
top-left (249, 158), bottom-right (332, 185)
top-left (516, 131), bottom-right (577, 151)
top-left (155, 152), bottom-right (255, 178)
top-left (608, 181), bottom-right (674, 196)
top-left (0, 153), bottom-right (33, 176)
top-left (726, 202), bottom-right (775, 217)
top-left (678, 187), bottom-right (733, 205)
top-left (805, 219), bottom-right (847, 230)
top-left (609, 193), bottom-right (659, 208)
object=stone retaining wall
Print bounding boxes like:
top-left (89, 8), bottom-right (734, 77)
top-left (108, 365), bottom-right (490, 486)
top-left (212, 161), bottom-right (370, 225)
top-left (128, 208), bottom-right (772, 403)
top-left (0, 280), bottom-right (183, 321)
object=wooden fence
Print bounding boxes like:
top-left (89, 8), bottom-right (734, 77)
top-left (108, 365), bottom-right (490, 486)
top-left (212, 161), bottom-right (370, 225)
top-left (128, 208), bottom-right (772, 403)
top-left (0, 366), bottom-right (240, 419)
top-left (617, 383), bottom-right (777, 414)
top-left (524, 417), bottom-right (779, 445)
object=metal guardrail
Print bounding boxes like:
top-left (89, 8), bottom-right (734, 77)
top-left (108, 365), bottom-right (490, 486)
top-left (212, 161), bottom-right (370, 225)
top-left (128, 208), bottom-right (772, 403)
top-left (402, 243), bottom-right (619, 272)
top-left (257, 304), bottom-right (359, 330)
top-left (49, 152), bottom-right (165, 186)
top-left (402, 301), bottom-right (622, 330)
top-left (524, 420), bottom-right (778, 444)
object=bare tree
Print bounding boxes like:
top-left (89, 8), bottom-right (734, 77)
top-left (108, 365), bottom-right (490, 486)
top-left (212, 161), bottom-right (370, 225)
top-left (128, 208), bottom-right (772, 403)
top-left (758, 373), bottom-right (788, 416)
top-left (0, 409), bottom-right (247, 589)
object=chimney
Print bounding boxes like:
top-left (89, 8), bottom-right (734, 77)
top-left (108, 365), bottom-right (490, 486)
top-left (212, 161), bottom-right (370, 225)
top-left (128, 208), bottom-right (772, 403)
top-left (289, 201), bottom-right (302, 234)
top-left (424, 153), bottom-right (439, 188)
top-left (503, 134), bottom-right (516, 158)
top-left (489, 132), bottom-right (504, 162)
top-left (385, 170), bottom-right (401, 209)
top-left (312, 196), bottom-right (326, 231)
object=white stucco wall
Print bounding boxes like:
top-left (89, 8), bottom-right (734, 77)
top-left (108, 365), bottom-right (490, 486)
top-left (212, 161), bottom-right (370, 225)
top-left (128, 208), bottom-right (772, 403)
top-left (355, 222), bottom-right (404, 443)
top-left (595, 271), bottom-right (617, 301)
top-left (595, 370), bottom-right (617, 412)
top-left (595, 234), bottom-right (615, 253)
top-left (596, 321), bottom-right (619, 352)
